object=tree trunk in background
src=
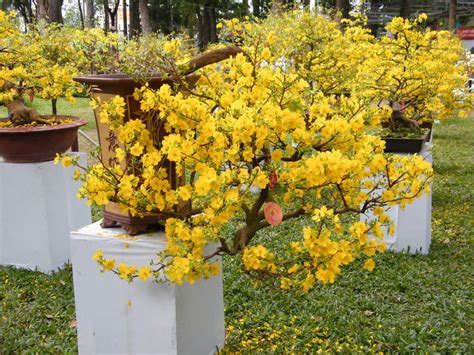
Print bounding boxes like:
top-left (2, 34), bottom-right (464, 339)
top-left (196, 2), bottom-right (218, 51)
top-left (449, 0), bottom-right (457, 31)
top-left (138, 0), bottom-right (152, 34)
top-left (303, 0), bottom-right (310, 7)
top-left (252, 0), bottom-right (260, 17)
top-left (196, 7), bottom-right (208, 50)
top-left (84, 0), bottom-right (94, 27)
top-left (122, 0), bottom-right (128, 37)
top-left (13, 0), bottom-right (36, 26)
top-left (102, 0), bottom-right (109, 32)
top-left (77, 0), bottom-right (85, 28)
top-left (37, 0), bottom-right (63, 23)
top-left (2, 0), bottom-right (11, 11)
top-left (207, 4), bottom-right (217, 43)
top-left (335, 0), bottom-right (350, 19)
top-left (129, 0), bottom-right (141, 37)
top-left (399, 0), bottom-right (412, 18)
top-left (242, 0), bottom-right (249, 15)
top-left (107, 0), bottom-right (120, 31)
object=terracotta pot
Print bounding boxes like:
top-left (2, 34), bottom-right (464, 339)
top-left (0, 116), bottom-right (87, 163)
top-left (74, 74), bottom-right (187, 235)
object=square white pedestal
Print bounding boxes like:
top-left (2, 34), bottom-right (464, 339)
top-left (0, 153), bottom-right (91, 272)
top-left (70, 222), bottom-right (225, 355)
top-left (363, 144), bottom-right (432, 255)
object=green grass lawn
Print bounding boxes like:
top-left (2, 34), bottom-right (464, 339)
top-left (0, 117), bottom-right (473, 353)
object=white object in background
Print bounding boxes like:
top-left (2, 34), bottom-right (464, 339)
top-left (70, 221), bottom-right (225, 355)
top-left (362, 143), bottom-right (432, 255)
top-left (0, 152), bottom-right (91, 273)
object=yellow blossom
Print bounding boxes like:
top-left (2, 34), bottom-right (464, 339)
top-left (92, 249), bottom-right (103, 261)
top-left (138, 266), bottom-right (152, 281)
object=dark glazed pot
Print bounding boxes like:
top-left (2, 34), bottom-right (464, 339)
top-left (382, 131), bottom-right (431, 154)
top-left (0, 116), bottom-right (87, 163)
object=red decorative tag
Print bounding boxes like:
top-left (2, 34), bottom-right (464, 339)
top-left (264, 202), bottom-right (283, 226)
top-left (269, 171), bottom-right (278, 190)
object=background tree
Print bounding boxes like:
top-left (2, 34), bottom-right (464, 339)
top-left (335, 0), bottom-right (350, 19)
top-left (399, 0), bottom-right (412, 18)
top-left (77, 0), bottom-right (85, 28)
top-left (85, 0), bottom-right (94, 27)
top-left (122, 0), bottom-right (127, 36)
top-left (139, 0), bottom-right (152, 34)
top-left (129, 0), bottom-right (140, 36)
top-left (449, 0), bottom-right (457, 31)
top-left (12, 0), bottom-right (35, 26)
top-left (196, 1), bottom-right (218, 49)
top-left (37, 0), bottom-right (63, 23)
top-left (105, 0), bottom-right (120, 31)
top-left (252, 0), bottom-right (260, 17)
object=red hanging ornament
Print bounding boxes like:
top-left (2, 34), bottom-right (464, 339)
top-left (264, 202), bottom-right (283, 226)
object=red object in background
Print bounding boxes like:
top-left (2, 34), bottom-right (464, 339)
top-left (458, 28), bottom-right (474, 40)
top-left (269, 171), bottom-right (278, 190)
top-left (264, 202), bottom-right (283, 226)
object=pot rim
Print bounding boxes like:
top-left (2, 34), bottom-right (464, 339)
top-left (0, 115), bottom-right (87, 134)
top-left (74, 74), bottom-right (165, 86)
top-left (381, 130), bottom-right (430, 141)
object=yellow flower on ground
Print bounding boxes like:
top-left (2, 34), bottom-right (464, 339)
top-left (364, 258), bottom-right (375, 272)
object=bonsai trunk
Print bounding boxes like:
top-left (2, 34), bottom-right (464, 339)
top-left (389, 109), bottom-right (420, 132)
top-left (52, 98), bottom-right (58, 116)
top-left (4, 99), bottom-right (48, 126)
top-left (387, 102), bottom-right (420, 133)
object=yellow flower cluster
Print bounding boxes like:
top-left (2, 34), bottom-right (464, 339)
top-left (71, 11), bottom-right (446, 292)
top-left (242, 245), bottom-right (276, 273)
top-left (355, 14), bottom-right (472, 126)
top-left (0, 12), bottom-right (121, 105)
top-left (93, 249), bottom-right (154, 282)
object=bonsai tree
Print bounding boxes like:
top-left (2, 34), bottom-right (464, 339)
top-left (0, 12), bottom-right (117, 126)
top-left (355, 14), bottom-right (471, 134)
top-left (69, 12), bottom-right (433, 292)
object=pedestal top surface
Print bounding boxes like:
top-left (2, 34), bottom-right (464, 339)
top-left (72, 220), bottom-right (167, 245)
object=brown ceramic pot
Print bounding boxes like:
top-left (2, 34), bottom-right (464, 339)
top-left (0, 116), bottom-right (87, 163)
top-left (74, 74), bottom-right (187, 235)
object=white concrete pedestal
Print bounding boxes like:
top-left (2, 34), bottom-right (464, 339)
top-left (70, 222), bottom-right (225, 355)
top-left (363, 143), bottom-right (433, 255)
top-left (0, 153), bottom-right (91, 272)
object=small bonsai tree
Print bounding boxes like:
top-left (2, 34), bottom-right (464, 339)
top-left (70, 12), bottom-right (433, 292)
top-left (355, 14), bottom-right (471, 134)
top-left (0, 12), bottom-right (118, 126)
